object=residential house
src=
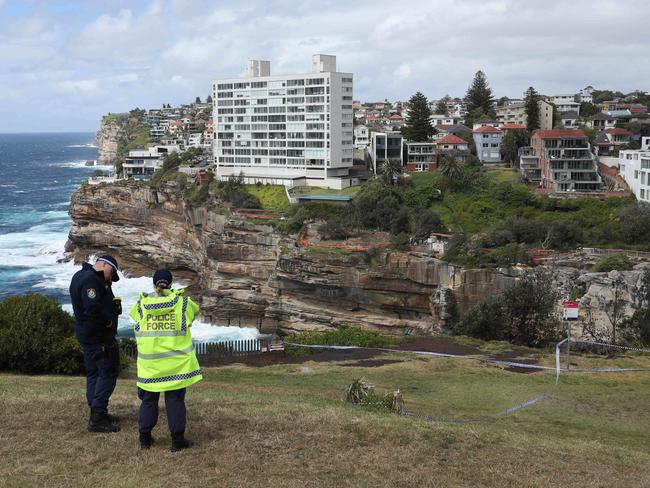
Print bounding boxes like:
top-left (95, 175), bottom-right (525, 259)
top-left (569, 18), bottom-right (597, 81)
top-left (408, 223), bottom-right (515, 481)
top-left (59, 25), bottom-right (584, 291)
top-left (123, 145), bottom-right (181, 179)
top-left (405, 141), bottom-right (437, 172)
top-left (370, 131), bottom-right (403, 175)
top-left (354, 125), bottom-right (370, 149)
top-left (527, 129), bottom-right (602, 192)
top-left (560, 111), bottom-right (580, 128)
top-left (436, 134), bottom-right (469, 162)
top-left (619, 137), bottom-right (650, 202)
top-left (431, 114), bottom-right (462, 126)
top-left (595, 127), bottom-right (632, 155)
top-left (501, 123), bottom-right (527, 134)
top-left (473, 125), bottom-right (503, 163)
top-left (587, 112), bottom-right (616, 130)
top-left (387, 113), bottom-right (404, 128)
top-left (549, 95), bottom-right (581, 114)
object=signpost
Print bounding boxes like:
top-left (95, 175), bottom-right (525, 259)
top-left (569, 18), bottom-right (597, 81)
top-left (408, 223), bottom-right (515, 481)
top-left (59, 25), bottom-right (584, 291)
top-left (563, 301), bottom-right (580, 370)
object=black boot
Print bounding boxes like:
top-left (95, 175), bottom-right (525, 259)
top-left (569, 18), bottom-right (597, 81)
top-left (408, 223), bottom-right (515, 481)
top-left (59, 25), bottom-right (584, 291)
top-left (170, 432), bottom-right (193, 452)
top-left (88, 409), bottom-right (120, 433)
top-left (139, 431), bottom-right (154, 449)
top-left (107, 413), bottom-right (121, 423)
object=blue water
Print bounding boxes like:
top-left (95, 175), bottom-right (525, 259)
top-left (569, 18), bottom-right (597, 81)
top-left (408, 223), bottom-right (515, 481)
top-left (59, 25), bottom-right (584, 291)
top-left (0, 133), bottom-right (257, 342)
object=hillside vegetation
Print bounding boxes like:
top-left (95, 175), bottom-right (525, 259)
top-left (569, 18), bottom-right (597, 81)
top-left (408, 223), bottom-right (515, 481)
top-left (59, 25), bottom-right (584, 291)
top-left (2, 344), bottom-right (650, 487)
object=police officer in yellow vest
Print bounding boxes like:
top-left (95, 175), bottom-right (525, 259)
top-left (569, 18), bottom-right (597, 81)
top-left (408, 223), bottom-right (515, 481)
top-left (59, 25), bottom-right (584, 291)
top-left (129, 269), bottom-right (202, 451)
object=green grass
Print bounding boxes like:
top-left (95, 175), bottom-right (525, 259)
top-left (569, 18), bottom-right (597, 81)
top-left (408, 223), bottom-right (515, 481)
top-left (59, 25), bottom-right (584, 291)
top-left (412, 169), bottom-right (635, 238)
top-left (2, 346), bottom-right (650, 486)
top-left (244, 184), bottom-right (290, 211)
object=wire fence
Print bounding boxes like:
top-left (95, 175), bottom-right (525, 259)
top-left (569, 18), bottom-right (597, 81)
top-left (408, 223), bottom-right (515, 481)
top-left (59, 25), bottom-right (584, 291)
top-left (122, 336), bottom-right (277, 359)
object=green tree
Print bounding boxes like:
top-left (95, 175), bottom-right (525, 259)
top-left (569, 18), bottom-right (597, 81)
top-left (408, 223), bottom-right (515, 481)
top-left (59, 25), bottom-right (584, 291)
top-left (500, 128), bottom-right (530, 166)
top-left (390, 207), bottom-right (411, 235)
top-left (438, 154), bottom-right (465, 180)
top-left (580, 102), bottom-right (600, 118)
top-left (381, 158), bottom-right (403, 186)
top-left (402, 92), bottom-right (434, 142)
top-left (411, 208), bottom-right (445, 240)
top-left (464, 70), bottom-right (495, 115)
top-left (524, 87), bottom-right (541, 131)
top-left (502, 268), bottom-right (561, 346)
top-left (453, 298), bottom-right (507, 341)
top-left (435, 95), bottom-right (450, 115)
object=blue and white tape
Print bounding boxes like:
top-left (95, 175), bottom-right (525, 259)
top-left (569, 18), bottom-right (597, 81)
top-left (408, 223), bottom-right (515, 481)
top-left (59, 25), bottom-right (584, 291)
top-left (284, 338), bottom-right (650, 423)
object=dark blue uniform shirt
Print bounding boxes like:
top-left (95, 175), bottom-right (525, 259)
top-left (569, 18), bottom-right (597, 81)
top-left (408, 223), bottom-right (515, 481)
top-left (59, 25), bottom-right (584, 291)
top-left (69, 262), bottom-right (119, 345)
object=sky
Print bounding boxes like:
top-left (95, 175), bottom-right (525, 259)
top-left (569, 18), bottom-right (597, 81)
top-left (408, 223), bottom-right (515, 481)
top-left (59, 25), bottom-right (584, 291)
top-left (0, 0), bottom-right (649, 132)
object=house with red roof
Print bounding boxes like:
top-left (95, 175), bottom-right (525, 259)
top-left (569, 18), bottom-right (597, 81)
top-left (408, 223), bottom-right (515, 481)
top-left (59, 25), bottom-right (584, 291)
top-left (473, 125), bottom-right (503, 163)
top-left (436, 134), bottom-right (470, 163)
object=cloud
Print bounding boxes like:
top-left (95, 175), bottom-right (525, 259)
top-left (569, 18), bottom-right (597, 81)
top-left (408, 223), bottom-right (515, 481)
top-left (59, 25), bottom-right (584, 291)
top-left (1, 0), bottom-right (650, 131)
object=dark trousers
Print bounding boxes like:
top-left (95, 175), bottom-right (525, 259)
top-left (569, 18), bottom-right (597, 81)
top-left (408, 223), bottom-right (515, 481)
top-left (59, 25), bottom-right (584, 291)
top-left (83, 343), bottom-right (119, 414)
top-left (138, 387), bottom-right (187, 435)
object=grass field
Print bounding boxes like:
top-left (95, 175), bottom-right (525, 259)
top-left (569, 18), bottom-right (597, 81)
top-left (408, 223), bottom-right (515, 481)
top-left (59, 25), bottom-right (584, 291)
top-left (2, 346), bottom-right (650, 487)
top-left (244, 184), bottom-right (290, 212)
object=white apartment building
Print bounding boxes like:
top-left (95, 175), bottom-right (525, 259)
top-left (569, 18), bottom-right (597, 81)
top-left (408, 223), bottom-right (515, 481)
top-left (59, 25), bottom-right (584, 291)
top-left (212, 54), bottom-right (356, 189)
top-left (495, 99), bottom-right (553, 130)
top-left (619, 137), bottom-right (650, 201)
top-left (549, 95), bottom-right (581, 114)
top-left (354, 125), bottom-right (369, 149)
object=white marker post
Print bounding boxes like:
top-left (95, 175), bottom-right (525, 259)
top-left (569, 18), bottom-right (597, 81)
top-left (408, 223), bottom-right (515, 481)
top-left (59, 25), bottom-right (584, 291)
top-left (563, 300), bottom-right (580, 371)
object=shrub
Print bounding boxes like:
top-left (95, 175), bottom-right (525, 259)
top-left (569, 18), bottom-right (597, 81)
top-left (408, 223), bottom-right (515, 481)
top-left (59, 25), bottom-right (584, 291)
top-left (318, 218), bottom-right (350, 240)
top-left (390, 207), bottom-right (411, 235)
top-left (0, 294), bottom-right (84, 374)
top-left (620, 204), bottom-right (650, 244)
top-left (285, 325), bottom-right (398, 349)
top-left (453, 299), bottom-right (507, 341)
top-left (591, 254), bottom-right (634, 272)
top-left (411, 208), bottom-right (445, 240)
top-left (390, 232), bottom-right (411, 251)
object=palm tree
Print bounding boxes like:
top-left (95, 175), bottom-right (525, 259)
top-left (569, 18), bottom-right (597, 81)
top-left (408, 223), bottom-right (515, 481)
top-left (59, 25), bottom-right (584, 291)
top-left (381, 158), bottom-right (403, 185)
top-left (438, 153), bottom-right (465, 180)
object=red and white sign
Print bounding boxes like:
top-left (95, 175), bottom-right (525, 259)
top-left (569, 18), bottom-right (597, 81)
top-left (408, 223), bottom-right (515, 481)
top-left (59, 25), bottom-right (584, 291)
top-left (563, 301), bottom-right (580, 320)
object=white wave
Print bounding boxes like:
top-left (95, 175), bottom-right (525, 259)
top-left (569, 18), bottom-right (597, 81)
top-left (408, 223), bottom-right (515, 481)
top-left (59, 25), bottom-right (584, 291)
top-left (0, 184), bottom-right (17, 188)
top-left (54, 160), bottom-right (112, 170)
top-left (67, 144), bottom-right (98, 148)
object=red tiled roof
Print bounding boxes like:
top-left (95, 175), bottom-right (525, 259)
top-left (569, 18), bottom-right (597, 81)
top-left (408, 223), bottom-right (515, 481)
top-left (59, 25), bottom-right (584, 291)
top-left (604, 128), bottom-right (632, 136)
top-left (502, 123), bottom-right (526, 130)
top-left (389, 114), bottom-right (403, 120)
top-left (473, 125), bottom-right (502, 133)
top-left (533, 129), bottom-right (586, 139)
top-left (435, 124), bottom-right (454, 131)
top-left (436, 134), bottom-right (468, 145)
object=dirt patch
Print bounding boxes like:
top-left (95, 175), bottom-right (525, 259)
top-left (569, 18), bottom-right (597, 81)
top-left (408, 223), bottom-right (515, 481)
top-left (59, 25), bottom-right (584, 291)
top-left (200, 337), bottom-right (544, 373)
top-left (493, 349), bottom-right (542, 374)
top-left (398, 337), bottom-right (481, 356)
top-left (200, 348), bottom-right (380, 368)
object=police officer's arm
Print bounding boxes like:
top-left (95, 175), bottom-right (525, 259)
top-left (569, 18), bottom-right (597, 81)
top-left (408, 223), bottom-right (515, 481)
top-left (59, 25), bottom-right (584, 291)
top-left (185, 297), bottom-right (200, 327)
top-left (80, 281), bottom-right (112, 327)
top-left (129, 299), bottom-right (142, 324)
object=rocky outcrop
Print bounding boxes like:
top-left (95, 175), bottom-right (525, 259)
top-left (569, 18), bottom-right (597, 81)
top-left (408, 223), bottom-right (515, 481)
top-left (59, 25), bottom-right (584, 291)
top-left (66, 181), bottom-right (517, 336)
top-left (96, 116), bottom-right (123, 165)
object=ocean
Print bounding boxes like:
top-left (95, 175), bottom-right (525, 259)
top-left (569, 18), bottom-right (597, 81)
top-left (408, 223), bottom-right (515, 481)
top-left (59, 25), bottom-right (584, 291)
top-left (0, 132), bottom-right (256, 342)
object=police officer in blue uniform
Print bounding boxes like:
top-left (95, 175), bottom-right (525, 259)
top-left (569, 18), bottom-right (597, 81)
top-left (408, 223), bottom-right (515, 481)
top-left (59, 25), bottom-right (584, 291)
top-left (69, 255), bottom-right (122, 433)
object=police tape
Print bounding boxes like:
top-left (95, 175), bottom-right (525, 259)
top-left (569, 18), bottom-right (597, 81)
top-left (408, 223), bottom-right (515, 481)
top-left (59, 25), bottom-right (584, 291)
top-left (283, 338), bottom-right (650, 423)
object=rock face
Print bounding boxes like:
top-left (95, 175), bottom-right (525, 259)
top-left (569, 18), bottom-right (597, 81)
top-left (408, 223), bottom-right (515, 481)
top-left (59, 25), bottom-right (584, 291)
top-left (96, 117), bottom-right (123, 165)
top-left (66, 181), bottom-right (517, 335)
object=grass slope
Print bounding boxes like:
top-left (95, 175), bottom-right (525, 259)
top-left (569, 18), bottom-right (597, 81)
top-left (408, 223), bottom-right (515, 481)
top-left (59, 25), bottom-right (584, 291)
top-left (2, 349), bottom-right (650, 487)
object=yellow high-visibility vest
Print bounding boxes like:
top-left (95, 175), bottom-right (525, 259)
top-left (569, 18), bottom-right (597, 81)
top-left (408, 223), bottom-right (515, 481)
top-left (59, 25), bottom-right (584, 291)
top-left (129, 289), bottom-right (202, 392)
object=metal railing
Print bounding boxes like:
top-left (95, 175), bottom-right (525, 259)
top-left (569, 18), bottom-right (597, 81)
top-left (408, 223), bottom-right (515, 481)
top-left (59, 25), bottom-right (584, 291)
top-left (122, 337), bottom-right (276, 359)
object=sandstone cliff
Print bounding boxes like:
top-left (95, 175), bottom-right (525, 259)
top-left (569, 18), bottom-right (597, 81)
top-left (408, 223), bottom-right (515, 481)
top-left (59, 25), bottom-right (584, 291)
top-left (96, 116), bottom-right (123, 165)
top-left (66, 181), bottom-right (516, 335)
